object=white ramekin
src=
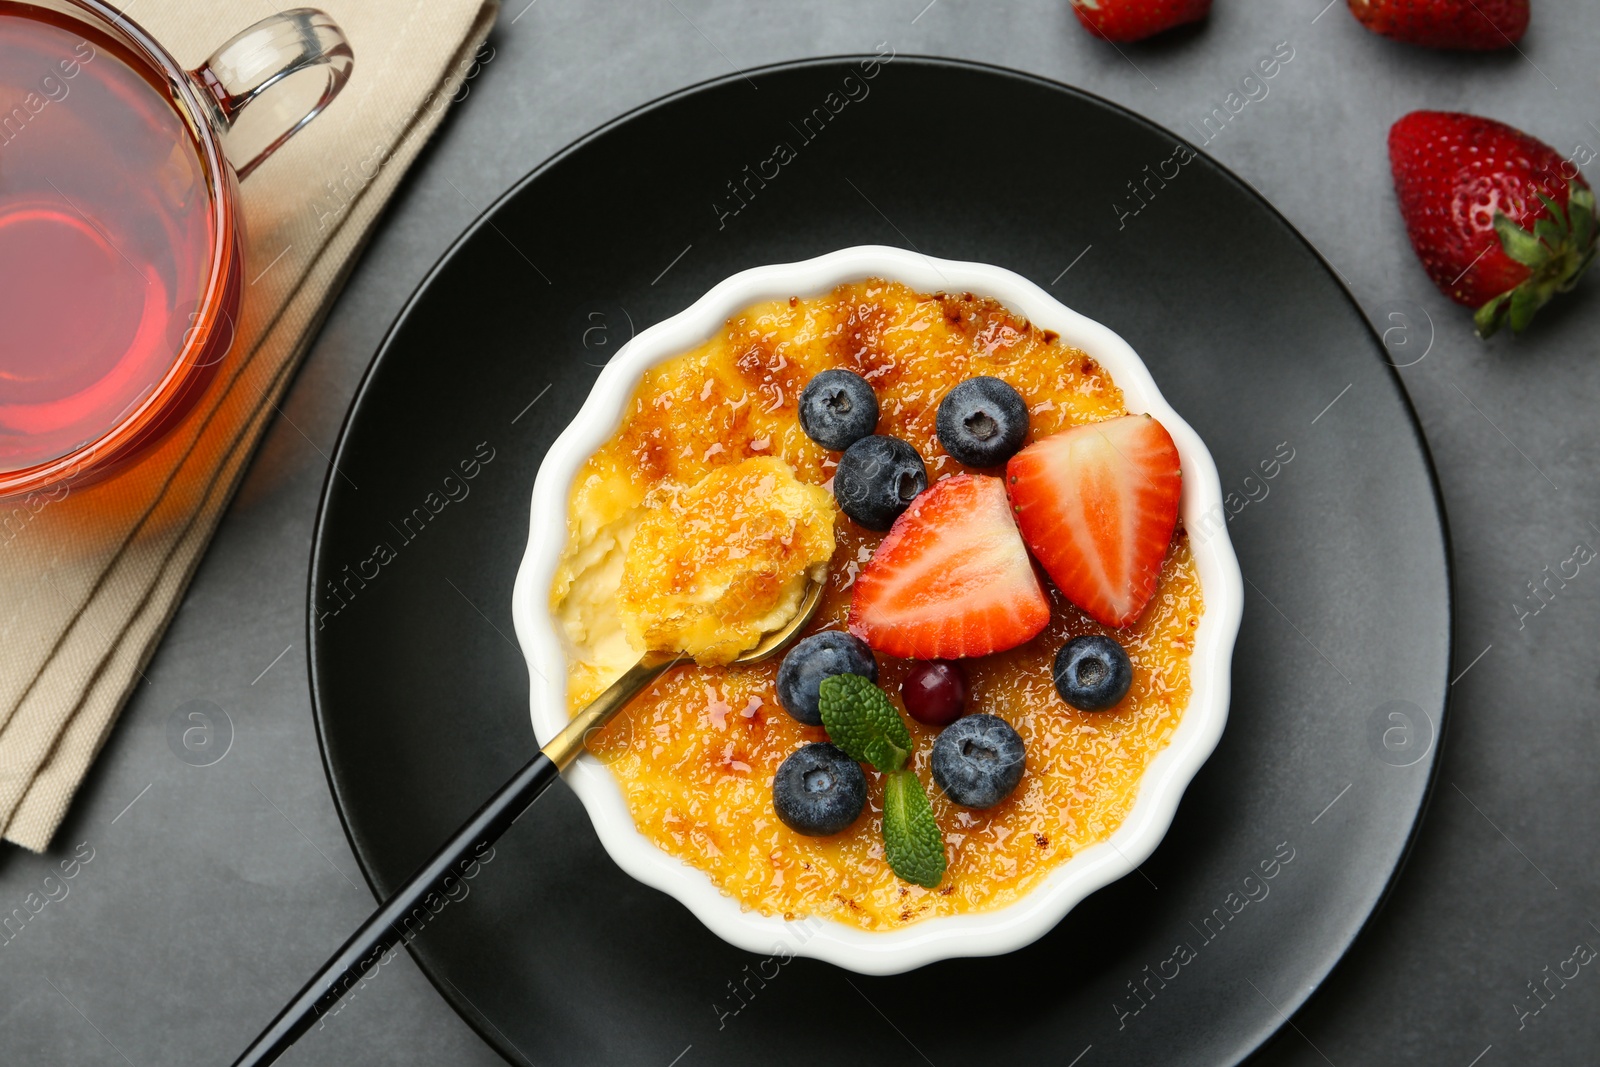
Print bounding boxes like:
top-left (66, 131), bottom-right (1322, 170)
top-left (510, 245), bottom-right (1243, 975)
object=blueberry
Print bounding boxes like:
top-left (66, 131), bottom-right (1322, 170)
top-left (776, 631), bottom-right (878, 726)
top-left (930, 713), bottom-right (1025, 809)
top-left (800, 369), bottom-right (879, 451)
top-left (833, 435), bottom-right (927, 530)
top-left (935, 377), bottom-right (1029, 466)
top-left (773, 742), bottom-right (868, 836)
top-left (1053, 634), bottom-right (1133, 711)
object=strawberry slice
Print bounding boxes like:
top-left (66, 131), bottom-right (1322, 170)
top-left (1006, 414), bottom-right (1181, 628)
top-left (847, 474), bottom-right (1049, 659)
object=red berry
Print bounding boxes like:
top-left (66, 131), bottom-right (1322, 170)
top-left (1068, 0), bottom-right (1211, 42)
top-left (1388, 111), bottom-right (1597, 336)
top-left (902, 661), bottom-right (969, 726)
top-left (1006, 415), bottom-right (1182, 628)
top-left (847, 473), bottom-right (1050, 659)
top-left (1347, 0), bottom-right (1528, 50)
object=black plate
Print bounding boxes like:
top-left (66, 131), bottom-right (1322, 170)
top-left (310, 57), bottom-right (1451, 1066)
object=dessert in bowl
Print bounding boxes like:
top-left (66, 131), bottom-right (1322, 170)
top-left (511, 246), bottom-right (1242, 974)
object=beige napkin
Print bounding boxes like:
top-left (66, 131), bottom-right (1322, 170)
top-left (0, 0), bottom-right (499, 851)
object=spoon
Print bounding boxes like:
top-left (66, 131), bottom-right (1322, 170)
top-left (231, 578), bottom-right (827, 1067)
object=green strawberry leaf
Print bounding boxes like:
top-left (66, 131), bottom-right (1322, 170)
top-left (1474, 291), bottom-right (1512, 338)
top-left (1564, 244), bottom-right (1599, 293)
top-left (1534, 216), bottom-right (1564, 249)
top-left (882, 770), bottom-right (946, 889)
top-left (1534, 192), bottom-right (1565, 225)
top-left (1508, 283), bottom-right (1543, 333)
top-left (1568, 187), bottom-right (1595, 251)
top-left (818, 674), bottom-right (912, 774)
top-left (1494, 213), bottom-right (1547, 268)
top-left (1477, 180), bottom-right (1599, 337)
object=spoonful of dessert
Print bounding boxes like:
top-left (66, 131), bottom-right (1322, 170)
top-left (232, 456), bottom-right (835, 1067)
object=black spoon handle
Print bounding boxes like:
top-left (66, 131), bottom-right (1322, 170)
top-left (229, 751), bottom-right (560, 1067)
top-left (230, 655), bottom-right (672, 1066)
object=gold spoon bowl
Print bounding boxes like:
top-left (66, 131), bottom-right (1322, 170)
top-left (544, 577), bottom-right (827, 769)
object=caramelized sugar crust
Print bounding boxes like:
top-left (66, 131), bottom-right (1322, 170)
top-left (619, 456), bottom-right (834, 666)
top-left (559, 280), bottom-right (1203, 930)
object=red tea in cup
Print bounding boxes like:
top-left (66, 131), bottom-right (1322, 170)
top-left (0, 7), bottom-right (225, 475)
top-left (0, 1), bottom-right (350, 497)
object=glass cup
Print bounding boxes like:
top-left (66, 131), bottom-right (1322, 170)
top-left (0, 1), bottom-right (352, 499)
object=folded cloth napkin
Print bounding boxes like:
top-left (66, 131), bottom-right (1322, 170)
top-left (0, 0), bottom-right (499, 851)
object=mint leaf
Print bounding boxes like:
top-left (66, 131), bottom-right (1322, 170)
top-left (818, 674), bottom-right (912, 773)
top-left (882, 770), bottom-right (946, 889)
top-left (816, 676), bottom-right (947, 888)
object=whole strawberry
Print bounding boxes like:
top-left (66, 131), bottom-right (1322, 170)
top-left (1389, 111), bottom-right (1596, 336)
top-left (1069, 0), bottom-right (1211, 42)
top-left (1348, 0), bottom-right (1528, 49)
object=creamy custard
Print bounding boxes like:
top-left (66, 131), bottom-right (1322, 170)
top-left (619, 456), bottom-right (834, 666)
top-left (551, 280), bottom-right (1202, 930)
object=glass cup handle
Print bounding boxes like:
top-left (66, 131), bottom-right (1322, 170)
top-left (191, 8), bottom-right (354, 181)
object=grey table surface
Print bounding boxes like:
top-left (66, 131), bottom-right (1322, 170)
top-left (4, 1), bottom-right (1598, 1064)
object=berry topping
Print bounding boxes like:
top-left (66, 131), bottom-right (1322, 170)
top-left (901, 661), bottom-right (969, 727)
top-left (848, 473), bottom-right (1050, 659)
top-left (1052, 634), bottom-right (1134, 711)
top-left (776, 631), bottom-right (878, 726)
top-left (772, 742), bottom-right (867, 837)
top-left (1006, 414), bottom-right (1181, 628)
top-left (799, 368), bottom-right (879, 451)
top-left (930, 713), bottom-right (1025, 810)
top-left (935, 376), bottom-right (1029, 467)
top-left (832, 434), bottom-right (928, 531)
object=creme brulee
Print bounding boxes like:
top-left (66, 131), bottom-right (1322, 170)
top-left (550, 280), bottom-right (1202, 931)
